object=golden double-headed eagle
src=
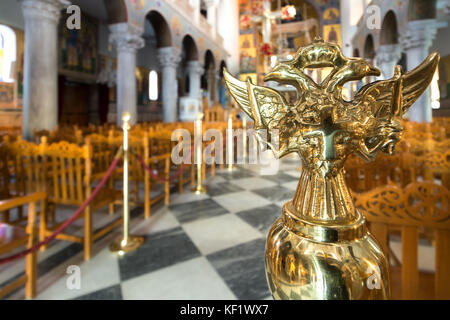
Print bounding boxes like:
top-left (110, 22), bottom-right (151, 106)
top-left (224, 38), bottom-right (439, 168)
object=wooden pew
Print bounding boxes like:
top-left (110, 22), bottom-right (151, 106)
top-left (354, 182), bottom-right (450, 299)
top-left (0, 192), bottom-right (46, 299)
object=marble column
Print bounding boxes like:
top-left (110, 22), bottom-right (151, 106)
top-left (186, 60), bottom-right (204, 99)
top-left (400, 20), bottom-right (439, 123)
top-left (158, 47), bottom-right (182, 122)
top-left (21, 0), bottom-right (66, 140)
top-left (374, 44), bottom-right (402, 80)
top-left (109, 23), bottom-right (144, 125)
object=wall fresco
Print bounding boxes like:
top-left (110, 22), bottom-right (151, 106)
top-left (59, 13), bottom-right (98, 75)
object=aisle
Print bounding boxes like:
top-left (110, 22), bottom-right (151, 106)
top-left (1, 157), bottom-right (301, 300)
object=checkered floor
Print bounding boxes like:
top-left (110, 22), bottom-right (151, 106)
top-left (1, 155), bottom-right (303, 300)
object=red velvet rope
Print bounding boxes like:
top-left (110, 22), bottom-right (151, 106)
top-left (0, 155), bottom-right (121, 265)
top-left (131, 135), bottom-right (227, 183)
top-left (130, 146), bottom-right (193, 183)
top-left (0, 133), bottom-right (230, 264)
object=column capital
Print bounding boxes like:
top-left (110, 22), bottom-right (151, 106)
top-left (186, 60), bottom-right (204, 75)
top-left (21, 0), bottom-right (69, 23)
top-left (157, 47), bottom-right (182, 68)
top-left (375, 44), bottom-right (402, 66)
top-left (399, 19), bottom-right (440, 51)
top-left (109, 23), bottom-right (145, 53)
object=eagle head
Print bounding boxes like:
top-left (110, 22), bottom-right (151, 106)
top-left (350, 59), bottom-right (381, 78)
top-left (263, 62), bottom-right (300, 83)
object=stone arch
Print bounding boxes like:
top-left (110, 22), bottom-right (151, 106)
top-left (380, 10), bottom-right (398, 45)
top-left (217, 60), bottom-right (228, 105)
top-left (104, 0), bottom-right (128, 24)
top-left (146, 10), bottom-right (172, 48)
top-left (219, 60), bottom-right (227, 78)
top-left (204, 49), bottom-right (215, 70)
top-left (202, 50), bottom-right (216, 101)
top-left (408, 0), bottom-right (437, 21)
top-left (182, 35), bottom-right (199, 61)
top-left (180, 35), bottom-right (199, 96)
top-left (364, 34), bottom-right (375, 60)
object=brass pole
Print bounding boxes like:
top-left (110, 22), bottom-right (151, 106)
top-left (192, 113), bottom-right (207, 194)
top-left (227, 113), bottom-right (235, 171)
top-left (123, 112), bottom-right (129, 242)
top-left (242, 116), bottom-right (247, 162)
top-left (110, 112), bottom-right (144, 255)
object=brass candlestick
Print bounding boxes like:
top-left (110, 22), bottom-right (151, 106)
top-left (110, 112), bottom-right (144, 255)
top-left (227, 113), bottom-right (235, 171)
top-left (192, 112), bottom-right (207, 194)
top-left (242, 115), bottom-right (248, 162)
top-left (224, 38), bottom-right (439, 300)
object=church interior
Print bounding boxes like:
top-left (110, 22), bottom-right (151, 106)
top-left (0, 0), bottom-right (449, 301)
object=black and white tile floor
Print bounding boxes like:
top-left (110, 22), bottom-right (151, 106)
top-left (0, 155), bottom-right (436, 300)
top-left (0, 156), bottom-right (301, 300)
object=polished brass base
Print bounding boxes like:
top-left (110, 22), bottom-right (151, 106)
top-left (110, 235), bottom-right (144, 255)
top-left (265, 202), bottom-right (390, 300)
top-left (192, 185), bottom-right (207, 194)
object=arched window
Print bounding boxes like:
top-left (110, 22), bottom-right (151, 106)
top-left (0, 25), bottom-right (16, 83)
top-left (149, 70), bottom-right (158, 101)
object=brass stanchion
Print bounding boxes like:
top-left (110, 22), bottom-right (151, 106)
top-left (192, 112), bottom-right (207, 194)
top-left (242, 116), bottom-right (247, 162)
top-left (227, 113), bottom-right (235, 171)
top-left (110, 112), bottom-right (144, 255)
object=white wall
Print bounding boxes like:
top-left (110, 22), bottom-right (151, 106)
top-left (217, 0), bottom-right (239, 74)
top-left (0, 0), bottom-right (24, 30)
top-left (340, 0), bottom-right (365, 57)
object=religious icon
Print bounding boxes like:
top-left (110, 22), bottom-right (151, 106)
top-left (323, 7), bottom-right (339, 22)
top-left (67, 30), bottom-right (79, 69)
top-left (323, 24), bottom-right (341, 46)
top-left (197, 37), bottom-right (205, 51)
top-left (130, 0), bottom-right (144, 10)
top-left (242, 38), bottom-right (251, 49)
top-left (240, 15), bottom-right (252, 31)
top-left (224, 38), bottom-right (439, 300)
top-left (327, 26), bottom-right (337, 43)
top-left (171, 16), bottom-right (182, 37)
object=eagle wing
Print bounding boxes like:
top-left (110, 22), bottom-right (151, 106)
top-left (353, 52), bottom-right (440, 119)
top-left (350, 52), bottom-right (439, 159)
top-left (223, 68), bottom-right (290, 130)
